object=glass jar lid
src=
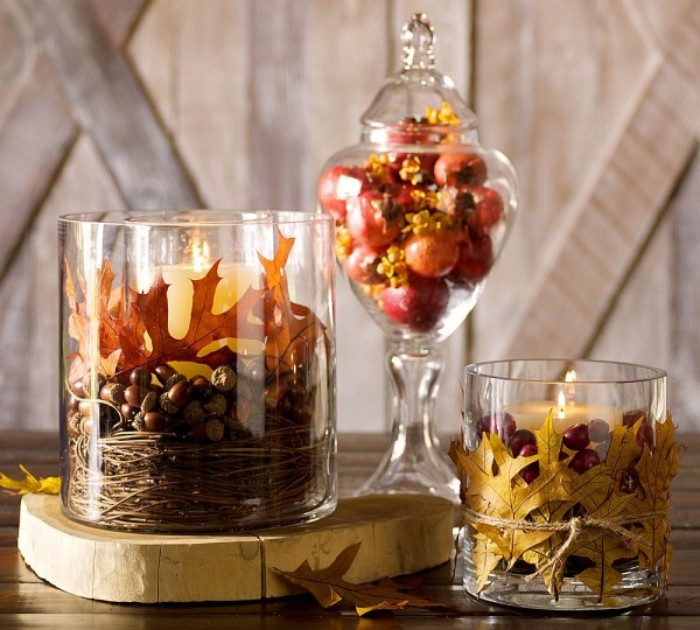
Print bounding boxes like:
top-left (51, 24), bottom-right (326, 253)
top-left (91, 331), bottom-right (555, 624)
top-left (360, 13), bottom-right (478, 138)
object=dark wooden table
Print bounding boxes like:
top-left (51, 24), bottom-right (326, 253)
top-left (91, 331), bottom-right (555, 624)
top-left (2, 431), bottom-right (699, 629)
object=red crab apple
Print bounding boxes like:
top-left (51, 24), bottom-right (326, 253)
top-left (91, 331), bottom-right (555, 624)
top-left (467, 186), bottom-right (505, 233)
top-left (382, 276), bottom-right (449, 332)
top-left (386, 117), bottom-right (434, 145)
top-left (449, 234), bottom-right (493, 283)
top-left (343, 244), bottom-right (382, 284)
top-left (317, 165), bottom-right (368, 221)
top-left (434, 152), bottom-right (487, 187)
top-left (404, 230), bottom-right (460, 278)
top-left (346, 191), bottom-right (402, 248)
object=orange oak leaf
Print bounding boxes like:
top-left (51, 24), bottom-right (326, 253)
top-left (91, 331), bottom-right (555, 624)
top-left (117, 260), bottom-right (265, 374)
top-left (64, 232), bottom-right (324, 381)
top-left (273, 543), bottom-right (446, 617)
top-left (258, 231), bottom-right (328, 374)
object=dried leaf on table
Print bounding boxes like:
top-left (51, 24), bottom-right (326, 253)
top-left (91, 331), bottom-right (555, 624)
top-left (273, 543), bottom-right (447, 617)
top-left (0, 465), bottom-right (60, 495)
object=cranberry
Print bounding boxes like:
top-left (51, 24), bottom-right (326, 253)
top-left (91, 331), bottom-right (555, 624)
top-left (404, 230), bottom-right (460, 278)
top-left (518, 443), bottom-right (537, 458)
top-left (475, 416), bottom-right (490, 437)
top-left (449, 234), bottom-right (493, 283)
top-left (346, 191), bottom-right (402, 248)
top-left (510, 429), bottom-right (536, 457)
top-left (563, 423), bottom-right (590, 450)
top-left (467, 186), bottom-right (504, 233)
top-left (571, 448), bottom-right (600, 474)
top-left (434, 152), bottom-right (487, 187)
top-left (489, 412), bottom-right (516, 441)
top-left (317, 165), bottom-right (368, 221)
top-left (587, 419), bottom-right (610, 443)
top-left (636, 423), bottom-right (654, 449)
top-left (519, 443), bottom-right (539, 482)
top-left (622, 409), bottom-right (647, 427)
top-left (344, 244), bottom-right (382, 284)
top-left (521, 465), bottom-right (539, 484)
top-left (618, 468), bottom-right (640, 493)
top-left (382, 276), bottom-right (449, 332)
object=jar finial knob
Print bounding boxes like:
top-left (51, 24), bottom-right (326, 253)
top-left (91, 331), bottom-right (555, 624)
top-left (401, 13), bottom-right (435, 70)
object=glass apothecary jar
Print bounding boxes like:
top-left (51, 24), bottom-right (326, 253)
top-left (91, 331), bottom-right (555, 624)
top-left (59, 210), bottom-right (337, 533)
top-left (316, 13), bottom-right (517, 500)
top-left (317, 13), bottom-right (517, 345)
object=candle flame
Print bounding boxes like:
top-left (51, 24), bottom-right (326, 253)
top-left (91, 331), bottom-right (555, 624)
top-left (564, 369), bottom-right (576, 383)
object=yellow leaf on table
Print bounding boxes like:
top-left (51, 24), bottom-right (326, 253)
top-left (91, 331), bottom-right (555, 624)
top-left (0, 465), bottom-right (60, 495)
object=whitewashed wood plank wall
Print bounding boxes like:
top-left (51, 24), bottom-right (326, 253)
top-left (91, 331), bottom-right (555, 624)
top-left (0, 0), bottom-right (697, 433)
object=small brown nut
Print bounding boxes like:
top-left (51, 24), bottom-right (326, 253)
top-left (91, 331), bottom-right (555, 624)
top-left (70, 380), bottom-right (87, 398)
top-left (241, 355), bottom-right (266, 383)
top-left (100, 383), bottom-right (126, 405)
top-left (67, 412), bottom-right (83, 438)
top-left (124, 385), bottom-right (145, 407)
top-left (167, 380), bottom-right (193, 408)
top-left (191, 375), bottom-right (212, 398)
top-left (129, 367), bottom-right (152, 387)
top-left (160, 392), bottom-right (180, 414)
top-left (204, 393), bottom-right (227, 416)
top-left (77, 400), bottom-right (91, 417)
top-left (237, 380), bottom-right (253, 402)
top-left (183, 400), bottom-right (205, 424)
top-left (143, 411), bottom-right (168, 432)
top-left (82, 373), bottom-right (106, 398)
top-left (155, 364), bottom-right (177, 386)
top-left (211, 365), bottom-right (237, 392)
top-left (131, 412), bottom-right (145, 432)
top-left (166, 373), bottom-right (187, 390)
top-left (120, 403), bottom-right (137, 420)
top-left (141, 390), bottom-right (158, 413)
top-left (205, 417), bottom-right (225, 442)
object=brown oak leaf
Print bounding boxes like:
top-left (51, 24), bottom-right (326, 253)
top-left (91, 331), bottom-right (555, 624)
top-left (273, 543), bottom-right (447, 617)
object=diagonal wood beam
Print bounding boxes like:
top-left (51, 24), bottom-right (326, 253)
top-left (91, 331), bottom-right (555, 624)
top-left (499, 58), bottom-right (699, 360)
top-left (0, 0), bottom-right (150, 280)
top-left (25, 0), bottom-right (202, 210)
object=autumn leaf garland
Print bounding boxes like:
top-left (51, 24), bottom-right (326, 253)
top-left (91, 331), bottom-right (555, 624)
top-left (450, 412), bottom-right (681, 600)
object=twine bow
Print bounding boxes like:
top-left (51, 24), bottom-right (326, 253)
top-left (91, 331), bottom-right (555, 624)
top-left (461, 506), bottom-right (669, 579)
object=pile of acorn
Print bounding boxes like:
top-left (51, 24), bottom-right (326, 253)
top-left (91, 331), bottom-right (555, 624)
top-left (66, 355), bottom-right (315, 443)
top-left (476, 410), bottom-right (654, 492)
top-left (318, 116), bottom-right (506, 332)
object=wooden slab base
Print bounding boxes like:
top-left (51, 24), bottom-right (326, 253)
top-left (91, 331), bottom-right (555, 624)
top-left (18, 494), bottom-right (454, 603)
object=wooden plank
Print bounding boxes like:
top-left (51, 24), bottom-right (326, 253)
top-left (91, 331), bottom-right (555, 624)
top-left (0, 54), bottom-right (76, 277)
top-left (129, 0), bottom-right (253, 208)
top-left (88, 0), bottom-right (147, 45)
top-left (670, 155), bottom-right (700, 432)
top-left (389, 1), bottom-right (473, 436)
top-left (25, 0), bottom-right (202, 210)
top-left (248, 0), bottom-right (311, 211)
top-left (0, 0), bottom-right (34, 128)
top-left (307, 1), bottom-right (392, 433)
top-left (495, 61), bottom-right (697, 359)
top-left (23, 135), bottom-right (126, 431)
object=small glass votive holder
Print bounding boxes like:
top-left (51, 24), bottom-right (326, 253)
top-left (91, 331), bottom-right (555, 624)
top-left (452, 359), bottom-right (680, 612)
top-left (59, 210), bottom-right (337, 533)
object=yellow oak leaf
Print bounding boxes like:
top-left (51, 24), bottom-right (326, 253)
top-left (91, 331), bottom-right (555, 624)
top-left (0, 465), bottom-right (60, 495)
